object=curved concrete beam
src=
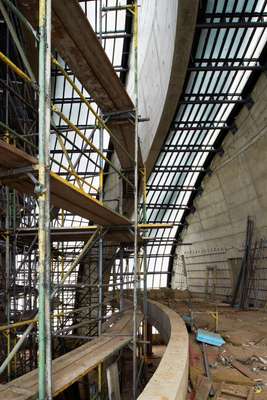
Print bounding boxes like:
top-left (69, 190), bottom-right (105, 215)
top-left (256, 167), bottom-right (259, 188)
top-left (139, 300), bottom-right (189, 400)
top-left (129, 0), bottom-right (199, 176)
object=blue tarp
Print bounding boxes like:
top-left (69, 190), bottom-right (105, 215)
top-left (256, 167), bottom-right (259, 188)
top-left (196, 329), bottom-right (225, 347)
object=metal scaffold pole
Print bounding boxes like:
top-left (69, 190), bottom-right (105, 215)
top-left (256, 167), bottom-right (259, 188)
top-left (120, 246), bottom-right (124, 311)
top-left (98, 0), bottom-right (103, 340)
top-left (133, 1), bottom-right (139, 399)
top-left (98, 2), bottom-right (103, 397)
top-left (4, 20), bottom-right (11, 382)
top-left (143, 167), bottom-right (148, 373)
top-left (38, 0), bottom-right (52, 399)
top-left (5, 187), bottom-right (11, 381)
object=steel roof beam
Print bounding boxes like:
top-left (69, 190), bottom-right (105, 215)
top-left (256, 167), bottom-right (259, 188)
top-left (188, 65), bottom-right (265, 72)
top-left (197, 21), bottom-right (267, 28)
top-left (204, 12), bottom-right (267, 18)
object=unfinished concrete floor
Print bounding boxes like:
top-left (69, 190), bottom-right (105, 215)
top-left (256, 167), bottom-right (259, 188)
top-left (148, 289), bottom-right (267, 400)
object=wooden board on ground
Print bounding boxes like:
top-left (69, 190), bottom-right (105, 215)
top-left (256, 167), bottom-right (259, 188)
top-left (230, 359), bottom-right (262, 382)
top-left (214, 383), bottom-right (254, 399)
top-left (195, 375), bottom-right (211, 400)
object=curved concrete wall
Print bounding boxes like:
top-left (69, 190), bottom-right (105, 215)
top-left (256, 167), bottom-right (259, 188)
top-left (139, 300), bottom-right (188, 400)
top-left (172, 72), bottom-right (267, 305)
top-left (127, 0), bottom-right (199, 174)
top-left (104, 1), bottom-right (199, 215)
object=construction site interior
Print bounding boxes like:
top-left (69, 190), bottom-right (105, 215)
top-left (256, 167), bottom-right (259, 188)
top-left (1, 0), bottom-right (267, 399)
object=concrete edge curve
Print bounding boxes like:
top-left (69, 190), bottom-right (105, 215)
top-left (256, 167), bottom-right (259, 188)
top-left (138, 300), bottom-right (189, 400)
top-left (146, 0), bottom-right (200, 176)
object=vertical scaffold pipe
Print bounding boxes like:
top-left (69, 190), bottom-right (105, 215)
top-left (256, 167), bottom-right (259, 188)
top-left (133, 1), bottom-right (139, 399)
top-left (120, 246), bottom-right (124, 311)
top-left (5, 187), bottom-right (10, 382)
top-left (143, 167), bottom-right (148, 372)
top-left (98, 2), bottom-right (103, 397)
top-left (5, 23), bottom-right (11, 382)
top-left (38, 0), bottom-right (52, 399)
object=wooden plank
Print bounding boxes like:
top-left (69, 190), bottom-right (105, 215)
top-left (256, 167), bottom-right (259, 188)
top-left (16, 226), bottom-right (135, 243)
top-left (18, 0), bottom-right (142, 170)
top-left (0, 140), bottom-right (37, 169)
top-left (49, 172), bottom-right (130, 226)
top-left (19, 0), bottom-right (131, 112)
top-left (195, 375), bottom-right (211, 400)
top-left (230, 359), bottom-right (262, 382)
top-left (215, 383), bottom-right (254, 400)
top-left (0, 384), bottom-right (35, 400)
top-left (0, 141), bottom-right (131, 227)
top-left (1, 310), bottom-right (142, 400)
top-left (52, 2), bottom-right (133, 113)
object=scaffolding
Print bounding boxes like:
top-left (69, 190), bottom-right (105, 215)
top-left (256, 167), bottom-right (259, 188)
top-left (0, 1), bottom-right (151, 399)
top-left (1, 0), bottom-right (267, 399)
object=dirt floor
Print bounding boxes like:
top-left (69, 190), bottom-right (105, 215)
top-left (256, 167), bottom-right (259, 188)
top-left (148, 289), bottom-right (267, 400)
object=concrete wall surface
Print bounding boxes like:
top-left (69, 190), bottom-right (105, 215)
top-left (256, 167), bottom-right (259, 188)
top-left (127, 0), bottom-right (199, 174)
top-left (172, 72), bottom-right (267, 306)
top-left (104, 1), bottom-right (199, 216)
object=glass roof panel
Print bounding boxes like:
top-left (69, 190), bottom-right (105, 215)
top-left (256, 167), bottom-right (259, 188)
top-left (141, 0), bottom-right (267, 289)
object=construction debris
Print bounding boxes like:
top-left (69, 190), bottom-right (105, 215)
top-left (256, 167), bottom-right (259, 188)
top-left (214, 383), bottom-right (255, 399)
top-left (148, 289), bottom-right (267, 400)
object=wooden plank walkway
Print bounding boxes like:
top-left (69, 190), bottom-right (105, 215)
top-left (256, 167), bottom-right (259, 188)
top-left (0, 309), bottom-right (142, 399)
top-left (15, 226), bottom-right (135, 243)
top-left (18, 0), bottom-right (142, 170)
top-left (0, 140), bottom-right (131, 227)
